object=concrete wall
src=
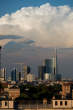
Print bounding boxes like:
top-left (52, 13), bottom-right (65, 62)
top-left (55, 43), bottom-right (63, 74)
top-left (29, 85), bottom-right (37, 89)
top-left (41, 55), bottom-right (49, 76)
top-left (0, 109), bottom-right (15, 110)
top-left (0, 108), bottom-right (73, 110)
top-left (9, 101), bottom-right (14, 108)
top-left (1, 101), bottom-right (8, 109)
top-left (8, 88), bottom-right (20, 99)
top-left (0, 100), bottom-right (14, 109)
top-left (22, 108), bottom-right (73, 110)
top-left (52, 100), bottom-right (72, 109)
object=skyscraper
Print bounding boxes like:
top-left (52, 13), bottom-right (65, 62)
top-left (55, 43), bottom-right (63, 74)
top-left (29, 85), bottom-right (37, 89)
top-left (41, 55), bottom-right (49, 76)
top-left (38, 53), bottom-right (57, 81)
top-left (22, 65), bottom-right (30, 81)
top-left (11, 68), bottom-right (16, 81)
top-left (0, 68), bottom-right (6, 81)
top-left (19, 72), bottom-right (21, 81)
top-left (4, 68), bottom-right (7, 81)
top-left (55, 49), bottom-right (62, 80)
top-left (44, 57), bottom-right (56, 74)
top-left (38, 66), bottom-right (46, 80)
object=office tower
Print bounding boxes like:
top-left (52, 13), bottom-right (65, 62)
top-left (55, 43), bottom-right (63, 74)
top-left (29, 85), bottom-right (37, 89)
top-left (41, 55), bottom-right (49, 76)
top-left (0, 68), bottom-right (6, 81)
top-left (44, 58), bottom-right (56, 75)
top-left (4, 68), bottom-right (7, 81)
top-left (16, 71), bottom-right (20, 82)
top-left (27, 73), bottom-right (35, 82)
top-left (19, 72), bottom-right (21, 81)
top-left (55, 49), bottom-right (62, 80)
top-left (38, 66), bottom-right (46, 80)
top-left (51, 57), bottom-right (57, 80)
top-left (44, 73), bottom-right (51, 81)
top-left (22, 65), bottom-right (30, 81)
top-left (11, 68), bottom-right (16, 81)
top-left (38, 57), bottom-right (57, 81)
top-left (55, 48), bottom-right (58, 75)
top-left (17, 72), bottom-right (21, 82)
top-left (38, 49), bottom-right (61, 81)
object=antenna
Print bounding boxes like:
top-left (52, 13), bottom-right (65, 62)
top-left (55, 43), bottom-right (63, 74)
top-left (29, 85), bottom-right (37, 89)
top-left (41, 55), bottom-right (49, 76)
top-left (56, 48), bottom-right (58, 75)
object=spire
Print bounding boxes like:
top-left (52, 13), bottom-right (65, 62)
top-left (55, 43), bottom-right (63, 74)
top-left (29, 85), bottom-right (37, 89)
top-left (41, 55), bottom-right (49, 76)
top-left (56, 48), bottom-right (58, 75)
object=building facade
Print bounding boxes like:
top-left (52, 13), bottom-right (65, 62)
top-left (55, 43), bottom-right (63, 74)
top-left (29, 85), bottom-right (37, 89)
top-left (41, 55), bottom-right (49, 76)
top-left (22, 65), bottom-right (30, 81)
top-left (52, 99), bottom-right (73, 109)
top-left (27, 73), bottom-right (35, 82)
top-left (44, 58), bottom-right (56, 75)
top-left (11, 68), bottom-right (17, 81)
top-left (8, 88), bottom-right (20, 100)
top-left (38, 57), bottom-right (57, 81)
top-left (62, 82), bottom-right (73, 98)
top-left (0, 100), bottom-right (14, 109)
top-left (38, 66), bottom-right (46, 80)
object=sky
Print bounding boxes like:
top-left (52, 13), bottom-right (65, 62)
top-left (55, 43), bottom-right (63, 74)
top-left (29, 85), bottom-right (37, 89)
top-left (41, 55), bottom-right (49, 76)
top-left (0, 0), bottom-right (73, 79)
top-left (0, 0), bottom-right (73, 17)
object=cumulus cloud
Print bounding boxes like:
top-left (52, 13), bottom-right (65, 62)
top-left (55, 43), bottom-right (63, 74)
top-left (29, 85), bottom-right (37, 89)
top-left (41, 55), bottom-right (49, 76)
top-left (0, 3), bottom-right (73, 47)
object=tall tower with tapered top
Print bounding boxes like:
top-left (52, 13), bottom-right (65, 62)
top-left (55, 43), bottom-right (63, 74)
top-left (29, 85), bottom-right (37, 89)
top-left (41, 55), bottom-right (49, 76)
top-left (56, 48), bottom-right (58, 75)
top-left (55, 48), bottom-right (62, 80)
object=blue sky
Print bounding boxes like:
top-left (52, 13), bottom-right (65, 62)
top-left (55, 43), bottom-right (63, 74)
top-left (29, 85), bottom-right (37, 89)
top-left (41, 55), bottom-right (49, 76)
top-left (0, 0), bottom-right (73, 17)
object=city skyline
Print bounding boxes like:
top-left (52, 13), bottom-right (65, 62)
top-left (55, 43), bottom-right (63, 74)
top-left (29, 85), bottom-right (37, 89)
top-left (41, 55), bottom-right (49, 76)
top-left (0, 0), bottom-right (73, 79)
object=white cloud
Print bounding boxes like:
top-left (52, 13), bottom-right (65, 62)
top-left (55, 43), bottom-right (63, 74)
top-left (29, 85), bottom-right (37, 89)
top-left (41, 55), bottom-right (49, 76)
top-left (0, 3), bottom-right (73, 47)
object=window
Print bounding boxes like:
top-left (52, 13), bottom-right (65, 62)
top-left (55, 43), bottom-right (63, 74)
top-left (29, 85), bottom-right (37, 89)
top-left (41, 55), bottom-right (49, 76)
top-left (5, 102), bottom-right (8, 106)
top-left (55, 101), bottom-right (58, 106)
top-left (60, 101), bottom-right (63, 106)
top-left (65, 101), bottom-right (67, 106)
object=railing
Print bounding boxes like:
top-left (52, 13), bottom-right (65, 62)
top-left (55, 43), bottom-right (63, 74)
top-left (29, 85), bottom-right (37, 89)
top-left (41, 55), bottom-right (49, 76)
top-left (14, 104), bottom-right (52, 109)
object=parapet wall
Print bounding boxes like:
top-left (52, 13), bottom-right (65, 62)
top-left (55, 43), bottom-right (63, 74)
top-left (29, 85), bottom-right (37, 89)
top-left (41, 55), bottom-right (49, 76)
top-left (22, 108), bottom-right (73, 110)
top-left (0, 108), bottom-right (73, 110)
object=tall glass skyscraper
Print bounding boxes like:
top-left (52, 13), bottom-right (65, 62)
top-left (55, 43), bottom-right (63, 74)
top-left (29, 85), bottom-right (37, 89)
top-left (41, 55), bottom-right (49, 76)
top-left (11, 68), bottom-right (16, 81)
top-left (44, 57), bottom-right (56, 75)
top-left (38, 57), bottom-right (57, 81)
top-left (38, 66), bottom-right (46, 80)
top-left (22, 65), bottom-right (30, 81)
